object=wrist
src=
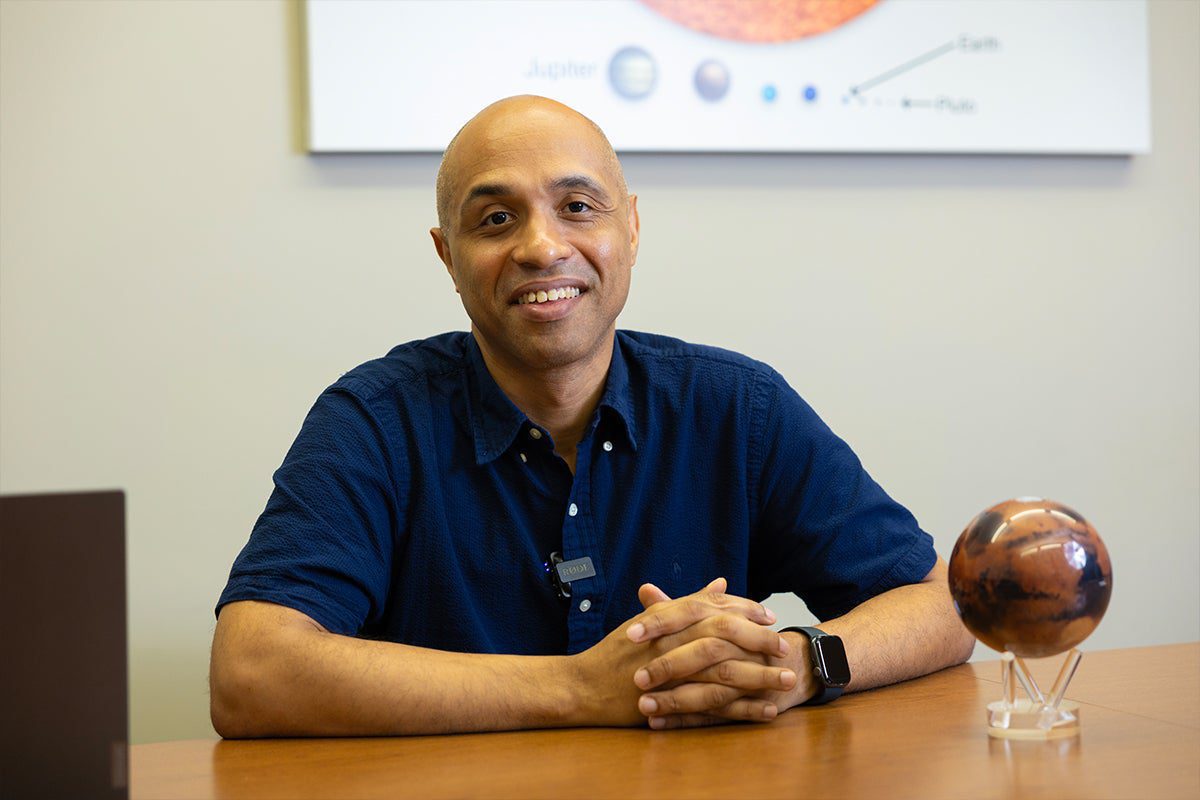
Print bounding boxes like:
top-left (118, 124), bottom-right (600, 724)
top-left (559, 652), bottom-right (592, 726)
top-left (562, 647), bottom-right (637, 727)
top-left (777, 630), bottom-right (818, 710)
top-left (781, 626), bottom-right (851, 707)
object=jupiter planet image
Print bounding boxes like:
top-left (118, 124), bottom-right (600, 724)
top-left (948, 498), bottom-right (1113, 658)
top-left (639, 0), bottom-right (880, 43)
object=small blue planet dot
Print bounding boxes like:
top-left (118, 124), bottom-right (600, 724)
top-left (762, 84), bottom-right (777, 102)
top-left (803, 85), bottom-right (818, 102)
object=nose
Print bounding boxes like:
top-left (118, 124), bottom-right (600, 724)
top-left (511, 212), bottom-right (571, 269)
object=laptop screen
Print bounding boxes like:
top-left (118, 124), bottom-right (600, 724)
top-left (0, 490), bottom-right (128, 800)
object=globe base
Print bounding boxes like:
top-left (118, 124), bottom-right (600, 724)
top-left (987, 699), bottom-right (1081, 740)
top-left (985, 649), bottom-right (1084, 739)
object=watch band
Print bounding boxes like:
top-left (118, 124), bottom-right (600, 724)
top-left (782, 626), bottom-right (847, 706)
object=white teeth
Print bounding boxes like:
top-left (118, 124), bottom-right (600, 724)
top-left (517, 287), bottom-right (581, 304)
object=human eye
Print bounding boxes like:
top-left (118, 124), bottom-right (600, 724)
top-left (481, 211), bottom-right (512, 227)
top-left (565, 200), bottom-right (591, 214)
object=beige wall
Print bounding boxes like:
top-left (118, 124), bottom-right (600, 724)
top-left (2, 1), bottom-right (1196, 744)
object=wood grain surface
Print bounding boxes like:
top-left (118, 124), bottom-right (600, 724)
top-left (132, 644), bottom-right (1200, 800)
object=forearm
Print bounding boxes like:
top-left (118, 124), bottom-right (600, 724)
top-left (611, 563), bottom-right (973, 727)
top-left (817, 558), bottom-right (975, 695)
top-left (210, 601), bottom-right (582, 737)
top-left (776, 558), bottom-right (975, 709)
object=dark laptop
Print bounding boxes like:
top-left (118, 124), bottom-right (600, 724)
top-left (1, 491), bottom-right (128, 800)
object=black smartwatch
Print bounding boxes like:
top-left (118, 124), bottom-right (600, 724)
top-left (783, 626), bottom-right (850, 706)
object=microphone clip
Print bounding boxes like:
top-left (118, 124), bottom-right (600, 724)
top-left (545, 551), bottom-right (596, 601)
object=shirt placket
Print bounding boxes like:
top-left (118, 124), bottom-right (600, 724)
top-left (562, 428), bottom-right (610, 653)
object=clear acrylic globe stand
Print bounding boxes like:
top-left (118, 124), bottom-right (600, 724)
top-left (988, 649), bottom-right (1083, 740)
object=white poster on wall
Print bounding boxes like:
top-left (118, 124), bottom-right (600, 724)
top-left (305, 0), bottom-right (1151, 154)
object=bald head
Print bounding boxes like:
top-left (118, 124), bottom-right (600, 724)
top-left (435, 96), bottom-right (627, 236)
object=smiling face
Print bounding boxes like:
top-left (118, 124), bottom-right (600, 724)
top-left (431, 97), bottom-right (639, 375)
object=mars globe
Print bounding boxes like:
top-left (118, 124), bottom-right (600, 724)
top-left (948, 498), bottom-right (1112, 658)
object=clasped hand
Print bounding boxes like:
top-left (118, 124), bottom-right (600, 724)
top-left (574, 578), bottom-right (803, 730)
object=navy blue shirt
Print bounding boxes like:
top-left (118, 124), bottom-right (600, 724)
top-left (217, 331), bottom-right (935, 655)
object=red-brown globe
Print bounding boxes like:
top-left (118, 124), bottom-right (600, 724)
top-left (948, 498), bottom-right (1112, 658)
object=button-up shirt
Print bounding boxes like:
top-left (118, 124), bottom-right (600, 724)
top-left (218, 331), bottom-right (935, 655)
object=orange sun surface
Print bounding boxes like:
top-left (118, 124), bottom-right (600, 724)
top-left (639, 0), bottom-right (880, 43)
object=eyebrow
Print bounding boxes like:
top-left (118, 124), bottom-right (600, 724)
top-left (462, 183), bottom-right (512, 207)
top-left (459, 174), bottom-right (612, 215)
top-left (548, 174), bottom-right (610, 200)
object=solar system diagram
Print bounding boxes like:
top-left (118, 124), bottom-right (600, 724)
top-left (306, 0), bottom-right (1150, 154)
top-left (842, 35), bottom-right (994, 114)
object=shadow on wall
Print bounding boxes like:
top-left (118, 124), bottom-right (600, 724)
top-left (131, 643), bottom-right (218, 744)
top-left (299, 150), bottom-right (1137, 193)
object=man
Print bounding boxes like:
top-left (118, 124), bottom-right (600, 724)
top-left (210, 96), bottom-right (974, 737)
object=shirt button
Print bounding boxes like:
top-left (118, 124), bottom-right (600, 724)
top-left (519, 452), bottom-right (527, 463)
top-left (568, 503), bottom-right (578, 517)
top-left (529, 428), bottom-right (542, 440)
top-left (602, 441), bottom-right (613, 452)
top-left (579, 599), bottom-right (592, 612)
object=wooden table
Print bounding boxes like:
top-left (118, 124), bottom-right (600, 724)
top-left (133, 643), bottom-right (1199, 799)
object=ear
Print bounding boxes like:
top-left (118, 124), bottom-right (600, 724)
top-left (626, 194), bottom-right (640, 265)
top-left (430, 228), bottom-right (459, 292)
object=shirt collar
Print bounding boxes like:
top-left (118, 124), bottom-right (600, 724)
top-left (465, 332), bottom-right (640, 466)
top-left (596, 333), bottom-right (639, 452)
top-left (465, 335), bottom-right (528, 466)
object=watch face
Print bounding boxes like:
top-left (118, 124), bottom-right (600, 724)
top-left (814, 636), bottom-right (851, 685)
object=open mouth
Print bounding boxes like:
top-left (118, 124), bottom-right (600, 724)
top-left (515, 286), bottom-right (583, 305)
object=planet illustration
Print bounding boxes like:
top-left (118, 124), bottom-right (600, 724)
top-left (948, 498), bottom-right (1112, 658)
top-left (694, 59), bottom-right (731, 101)
top-left (609, 46), bottom-right (657, 100)
top-left (639, 0), bottom-right (879, 43)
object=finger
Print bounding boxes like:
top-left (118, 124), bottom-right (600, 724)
top-left (626, 583), bottom-right (776, 643)
top-left (650, 698), bottom-right (778, 730)
top-left (636, 577), bottom-right (722, 611)
top-left (648, 713), bottom-right (726, 730)
top-left (643, 613), bottom-right (789, 664)
top-left (713, 696), bottom-right (780, 723)
top-left (694, 613), bottom-right (791, 658)
top-left (638, 682), bottom-right (741, 717)
top-left (687, 659), bottom-right (797, 693)
top-left (635, 637), bottom-right (746, 689)
top-left (638, 583), bottom-right (672, 610)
